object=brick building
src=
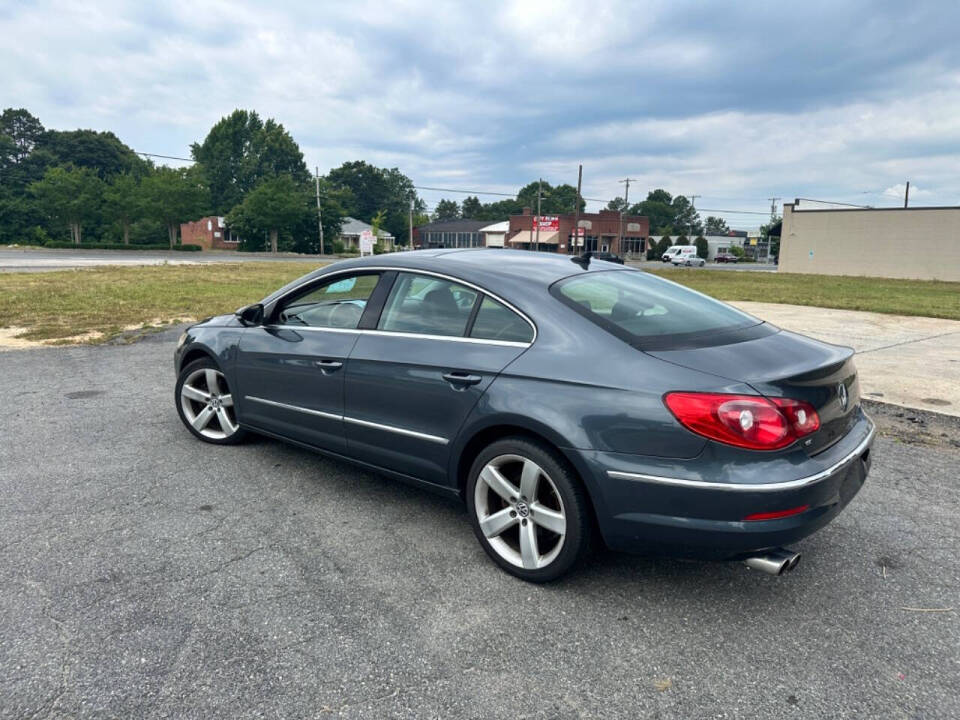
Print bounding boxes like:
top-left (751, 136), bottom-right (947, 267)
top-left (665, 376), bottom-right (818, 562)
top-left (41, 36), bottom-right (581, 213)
top-left (506, 208), bottom-right (649, 257)
top-left (180, 216), bottom-right (242, 251)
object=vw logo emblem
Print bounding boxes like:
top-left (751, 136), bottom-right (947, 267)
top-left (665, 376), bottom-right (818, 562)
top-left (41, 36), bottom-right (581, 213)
top-left (515, 501), bottom-right (530, 518)
top-left (837, 383), bottom-right (848, 410)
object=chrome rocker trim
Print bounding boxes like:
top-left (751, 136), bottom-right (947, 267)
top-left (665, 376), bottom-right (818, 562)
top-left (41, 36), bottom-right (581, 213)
top-left (607, 420), bottom-right (875, 492)
top-left (244, 396), bottom-right (448, 445)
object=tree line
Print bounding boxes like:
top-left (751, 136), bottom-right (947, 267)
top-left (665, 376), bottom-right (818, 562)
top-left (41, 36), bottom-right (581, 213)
top-left (1, 105), bottom-right (756, 254)
top-left (0, 108), bottom-right (428, 252)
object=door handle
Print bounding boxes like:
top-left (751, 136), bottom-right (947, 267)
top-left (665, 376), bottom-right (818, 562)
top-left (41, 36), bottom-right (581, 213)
top-left (442, 371), bottom-right (482, 387)
top-left (315, 359), bottom-right (343, 373)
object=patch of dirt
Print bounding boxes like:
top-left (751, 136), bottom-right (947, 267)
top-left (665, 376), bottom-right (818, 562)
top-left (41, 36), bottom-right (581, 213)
top-left (864, 399), bottom-right (960, 451)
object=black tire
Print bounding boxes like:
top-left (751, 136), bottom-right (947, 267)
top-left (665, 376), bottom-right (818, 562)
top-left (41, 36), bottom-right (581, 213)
top-left (175, 357), bottom-right (247, 445)
top-left (466, 436), bottom-right (593, 582)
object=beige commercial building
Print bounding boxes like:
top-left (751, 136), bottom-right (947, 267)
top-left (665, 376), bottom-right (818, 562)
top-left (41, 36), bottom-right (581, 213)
top-left (779, 201), bottom-right (960, 281)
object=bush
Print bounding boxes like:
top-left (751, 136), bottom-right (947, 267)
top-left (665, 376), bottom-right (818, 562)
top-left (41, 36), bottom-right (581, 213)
top-left (330, 239), bottom-right (345, 254)
top-left (43, 241), bottom-right (203, 251)
top-left (695, 236), bottom-right (709, 259)
top-left (28, 226), bottom-right (53, 246)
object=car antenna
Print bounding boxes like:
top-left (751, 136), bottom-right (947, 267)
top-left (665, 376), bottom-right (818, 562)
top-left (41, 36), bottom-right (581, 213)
top-left (571, 251), bottom-right (592, 269)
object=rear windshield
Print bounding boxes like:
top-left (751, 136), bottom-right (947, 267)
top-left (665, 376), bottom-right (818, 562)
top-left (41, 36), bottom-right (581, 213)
top-left (551, 270), bottom-right (768, 350)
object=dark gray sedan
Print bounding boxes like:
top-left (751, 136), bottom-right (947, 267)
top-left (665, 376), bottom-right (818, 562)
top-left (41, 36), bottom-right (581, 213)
top-left (174, 249), bottom-right (874, 582)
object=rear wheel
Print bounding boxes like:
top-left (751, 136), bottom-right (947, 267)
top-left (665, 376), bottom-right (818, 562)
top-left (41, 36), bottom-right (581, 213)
top-left (466, 437), bottom-right (592, 582)
top-left (175, 357), bottom-right (247, 445)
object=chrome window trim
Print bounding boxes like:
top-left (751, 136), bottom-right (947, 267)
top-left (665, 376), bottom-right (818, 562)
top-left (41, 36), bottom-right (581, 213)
top-left (243, 396), bottom-right (449, 445)
top-left (607, 421), bottom-right (875, 492)
top-left (264, 324), bottom-right (529, 348)
top-left (269, 265), bottom-right (537, 345)
top-left (245, 395), bottom-right (341, 421)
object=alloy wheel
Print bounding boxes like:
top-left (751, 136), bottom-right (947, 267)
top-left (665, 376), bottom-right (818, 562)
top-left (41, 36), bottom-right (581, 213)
top-left (179, 368), bottom-right (238, 440)
top-left (474, 454), bottom-right (567, 570)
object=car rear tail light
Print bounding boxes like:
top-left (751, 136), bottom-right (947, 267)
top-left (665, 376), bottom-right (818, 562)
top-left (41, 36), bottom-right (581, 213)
top-left (663, 392), bottom-right (821, 451)
top-left (771, 398), bottom-right (820, 437)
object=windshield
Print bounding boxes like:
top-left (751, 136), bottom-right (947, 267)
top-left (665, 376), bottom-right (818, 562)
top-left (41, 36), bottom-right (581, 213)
top-left (551, 270), bottom-right (768, 350)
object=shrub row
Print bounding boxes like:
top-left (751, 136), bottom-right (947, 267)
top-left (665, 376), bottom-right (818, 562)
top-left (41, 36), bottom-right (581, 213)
top-left (44, 242), bottom-right (202, 252)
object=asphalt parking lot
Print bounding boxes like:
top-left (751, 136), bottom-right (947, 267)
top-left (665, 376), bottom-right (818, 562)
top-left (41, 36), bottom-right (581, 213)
top-left (1, 329), bottom-right (958, 718)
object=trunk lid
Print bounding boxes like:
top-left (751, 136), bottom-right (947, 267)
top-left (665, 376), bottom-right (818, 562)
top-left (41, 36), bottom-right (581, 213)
top-left (649, 329), bottom-right (861, 455)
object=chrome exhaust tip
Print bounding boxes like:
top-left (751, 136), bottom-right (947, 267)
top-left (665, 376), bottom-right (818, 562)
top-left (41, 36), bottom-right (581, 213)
top-left (744, 549), bottom-right (801, 576)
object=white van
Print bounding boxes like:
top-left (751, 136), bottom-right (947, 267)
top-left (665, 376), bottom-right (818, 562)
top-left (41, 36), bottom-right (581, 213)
top-left (661, 245), bottom-right (697, 263)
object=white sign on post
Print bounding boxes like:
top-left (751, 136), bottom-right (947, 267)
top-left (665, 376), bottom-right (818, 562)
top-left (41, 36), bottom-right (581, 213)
top-left (359, 230), bottom-right (375, 256)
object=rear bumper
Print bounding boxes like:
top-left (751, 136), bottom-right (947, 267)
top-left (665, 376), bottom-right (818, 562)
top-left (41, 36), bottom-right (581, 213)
top-left (578, 411), bottom-right (875, 559)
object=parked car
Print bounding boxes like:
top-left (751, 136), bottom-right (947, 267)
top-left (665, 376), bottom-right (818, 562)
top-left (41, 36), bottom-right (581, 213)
top-left (588, 251), bottom-right (624, 264)
top-left (671, 248), bottom-right (706, 267)
top-left (715, 252), bottom-right (739, 263)
top-left (175, 249), bottom-right (874, 582)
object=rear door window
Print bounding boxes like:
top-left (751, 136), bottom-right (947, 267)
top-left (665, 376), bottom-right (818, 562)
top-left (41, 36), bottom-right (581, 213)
top-left (552, 270), bottom-right (768, 350)
top-left (378, 273), bottom-right (479, 337)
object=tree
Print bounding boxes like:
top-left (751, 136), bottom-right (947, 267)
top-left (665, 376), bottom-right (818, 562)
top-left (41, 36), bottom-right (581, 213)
top-left (762, 217), bottom-right (782, 259)
top-left (102, 173), bottom-right (142, 244)
top-left (226, 175), bottom-right (310, 254)
top-left (1, 108), bottom-right (44, 165)
top-left (606, 196), bottom-right (629, 212)
top-left (655, 235), bottom-right (672, 258)
top-left (142, 166), bottom-right (209, 248)
top-left (516, 180), bottom-right (584, 215)
top-left (191, 109), bottom-right (309, 214)
top-left (695, 235), bottom-right (709, 259)
top-left (631, 189), bottom-right (675, 234)
top-left (675, 234), bottom-right (689, 246)
top-left (704, 216), bottom-right (729, 235)
top-left (433, 198), bottom-right (460, 221)
top-left (461, 195), bottom-right (483, 219)
top-left (37, 129), bottom-right (145, 180)
top-left (326, 161), bottom-right (422, 242)
top-left (29, 165), bottom-right (103, 244)
top-left (671, 196), bottom-right (702, 236)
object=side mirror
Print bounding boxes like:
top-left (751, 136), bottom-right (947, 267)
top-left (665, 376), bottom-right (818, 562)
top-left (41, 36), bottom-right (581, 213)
top-left (236, 303), bottom-right (264, 326)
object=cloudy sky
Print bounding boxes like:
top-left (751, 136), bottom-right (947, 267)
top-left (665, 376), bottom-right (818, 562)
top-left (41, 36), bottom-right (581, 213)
top-left (4, 0), bottom-right (960, 225)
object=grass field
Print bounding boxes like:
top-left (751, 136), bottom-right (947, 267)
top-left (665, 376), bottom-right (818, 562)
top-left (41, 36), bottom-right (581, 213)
top-left (0, 262), bottom-right (318, 343)
top-left (648, 268), bottom-right (960, 321)
top-left (1, 261), bottom-right (958, 344)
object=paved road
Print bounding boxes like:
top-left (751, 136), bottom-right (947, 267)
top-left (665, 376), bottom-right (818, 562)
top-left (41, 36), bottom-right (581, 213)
top-left (1, 331), bottom-right (957, 718)
top-left (0, 247), bottom-right (332, 272)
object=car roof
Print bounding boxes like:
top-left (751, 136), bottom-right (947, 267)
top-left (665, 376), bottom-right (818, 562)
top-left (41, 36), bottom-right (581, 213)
top-left (259, 249), bottom-right (634, 311)
top-left (318, 248), bottom-right (628, 291)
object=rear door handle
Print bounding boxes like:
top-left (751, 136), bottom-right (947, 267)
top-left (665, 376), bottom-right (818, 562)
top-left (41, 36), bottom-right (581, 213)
top-left (442, 371), bottom-right (482, 387)
top-left (315, 359), bottom-right (343, 373)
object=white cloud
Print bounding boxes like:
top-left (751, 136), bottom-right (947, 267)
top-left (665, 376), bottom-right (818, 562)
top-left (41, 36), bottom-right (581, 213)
top-left (3, 0), bottom-right (960, 221)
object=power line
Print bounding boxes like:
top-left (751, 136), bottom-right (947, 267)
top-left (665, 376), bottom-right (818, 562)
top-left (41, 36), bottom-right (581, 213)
top-left (135, 151), bottom-right (194, 162)
top-left (125, 153), bottom-right (778, 218)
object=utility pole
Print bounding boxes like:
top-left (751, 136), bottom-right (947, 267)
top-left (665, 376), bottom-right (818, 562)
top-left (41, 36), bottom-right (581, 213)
top-left (315, 167), bottom-right (324, 255)
top-left (768, 197), bottom-right (780, 220)
top-left (904, 181), bottom-right (910, 208)
top-left (688, 194), bottom-right (700, 238)
top-left (618, 178), bottom-right (635, 253)
top-left (572, 164), bottom-right (582, 255)
top-left (535, 177), bottom-right (542, 252)
top-left (408, 198), bottom-right (414, 250)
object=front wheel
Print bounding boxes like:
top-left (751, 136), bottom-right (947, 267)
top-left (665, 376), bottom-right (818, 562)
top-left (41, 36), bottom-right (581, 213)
top-left (175, 357), bottom-right (247, 445)
top-left (466, 437), bottom-right (593, 582)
